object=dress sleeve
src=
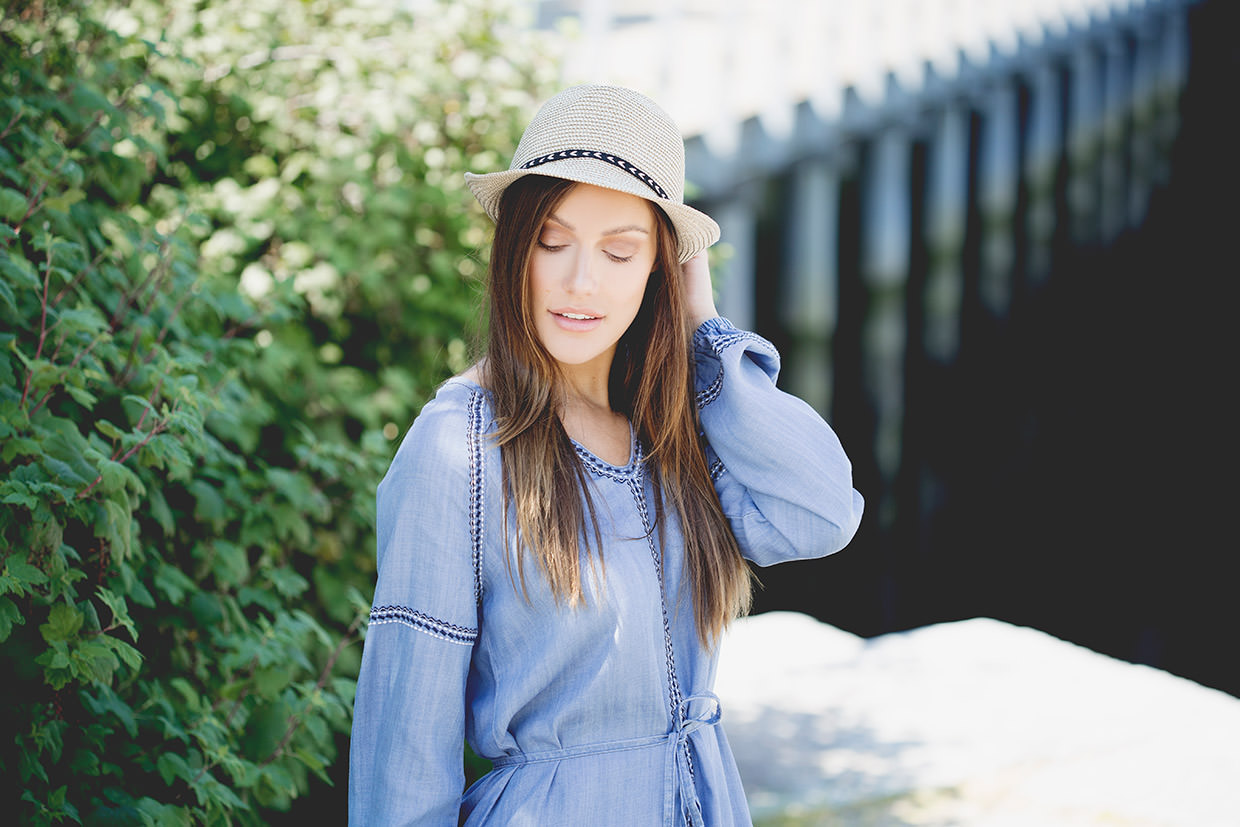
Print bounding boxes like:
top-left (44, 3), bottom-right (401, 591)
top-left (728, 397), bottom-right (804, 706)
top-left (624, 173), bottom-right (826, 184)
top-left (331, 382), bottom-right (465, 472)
top-left (694, 317), bottom-right (864, 566)
top-left (349, 390), bottom-right (481, 826)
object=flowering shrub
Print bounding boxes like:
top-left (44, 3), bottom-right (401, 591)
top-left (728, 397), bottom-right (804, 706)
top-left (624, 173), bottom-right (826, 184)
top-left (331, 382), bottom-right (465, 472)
top-left (0, 0), bottom-right (555, 822)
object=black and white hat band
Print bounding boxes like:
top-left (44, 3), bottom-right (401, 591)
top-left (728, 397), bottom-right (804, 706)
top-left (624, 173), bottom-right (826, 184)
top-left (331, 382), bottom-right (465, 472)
top-left (519, 150), bottom-right (670, 201)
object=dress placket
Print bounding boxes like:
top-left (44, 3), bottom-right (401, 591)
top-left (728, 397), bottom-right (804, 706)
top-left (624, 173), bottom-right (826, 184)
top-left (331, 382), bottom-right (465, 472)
top-left (570, 435), bottom-right (720, 826)
top-left (627, 460), bottom-right (717, 827)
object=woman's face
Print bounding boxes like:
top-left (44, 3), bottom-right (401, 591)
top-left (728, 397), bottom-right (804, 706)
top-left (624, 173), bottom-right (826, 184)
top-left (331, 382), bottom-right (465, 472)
top-left (527, 182), bottom-right (657, 379)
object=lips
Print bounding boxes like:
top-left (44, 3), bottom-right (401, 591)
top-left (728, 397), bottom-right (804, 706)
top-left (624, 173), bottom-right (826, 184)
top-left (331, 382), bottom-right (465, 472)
top-left (549, 307), bottom-right (604, 332)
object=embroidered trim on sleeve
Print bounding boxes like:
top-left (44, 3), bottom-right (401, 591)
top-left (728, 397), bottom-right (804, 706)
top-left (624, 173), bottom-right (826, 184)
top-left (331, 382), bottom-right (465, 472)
top-left (467, 389), bottom-right (486, 605)
top-left (707, 330), bottom-right (769, 354)
top-left (368, 605), bottom-right (479, 645)
top-left (696, 373), bottom-right (725, 409)
top-left (694, 329), bottom-right (771, 409)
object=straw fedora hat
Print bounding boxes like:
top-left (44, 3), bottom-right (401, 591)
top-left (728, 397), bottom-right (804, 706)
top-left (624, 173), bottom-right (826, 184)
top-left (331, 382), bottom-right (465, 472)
top-left (465, 84), bottom-right (720, 263)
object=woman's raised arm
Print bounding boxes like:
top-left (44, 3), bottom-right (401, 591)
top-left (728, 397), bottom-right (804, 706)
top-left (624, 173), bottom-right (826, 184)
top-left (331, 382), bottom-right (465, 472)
top-left (686, 255), bottom-right (864, 565)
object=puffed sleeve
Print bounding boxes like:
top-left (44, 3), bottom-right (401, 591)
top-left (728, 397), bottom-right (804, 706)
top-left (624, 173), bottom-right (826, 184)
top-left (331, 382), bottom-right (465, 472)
top-left (349, 389), bottom-right (481, 826)
top-left (694, 317), bottom-right (864, 565)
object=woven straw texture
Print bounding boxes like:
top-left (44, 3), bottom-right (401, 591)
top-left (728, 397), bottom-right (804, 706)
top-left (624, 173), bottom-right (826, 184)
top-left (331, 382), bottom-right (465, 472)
top-left (466, 85), bottom-right (720, 262)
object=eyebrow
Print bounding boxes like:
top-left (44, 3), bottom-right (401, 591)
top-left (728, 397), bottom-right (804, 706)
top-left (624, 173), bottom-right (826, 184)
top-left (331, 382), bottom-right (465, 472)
top-left (546, 214), bottom-right (650, 236)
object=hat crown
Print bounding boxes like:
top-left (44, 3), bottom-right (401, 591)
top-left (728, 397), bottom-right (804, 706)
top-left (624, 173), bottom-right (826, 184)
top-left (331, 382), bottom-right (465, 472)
top-left (464, 84), bottom-right (720, 262)
top-left (509, 84), bottom-right (686, 205)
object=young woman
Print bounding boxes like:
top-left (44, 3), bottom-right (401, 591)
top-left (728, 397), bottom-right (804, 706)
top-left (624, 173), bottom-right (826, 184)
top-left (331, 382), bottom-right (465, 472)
top-left (349, 84), bottom-right (863, 826)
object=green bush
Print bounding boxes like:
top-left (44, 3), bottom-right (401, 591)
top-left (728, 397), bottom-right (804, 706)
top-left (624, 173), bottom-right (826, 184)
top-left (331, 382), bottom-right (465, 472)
top-left (1, 0), bottom-right (556, 822)
top-left (138, 0), bottom-right (559, 631)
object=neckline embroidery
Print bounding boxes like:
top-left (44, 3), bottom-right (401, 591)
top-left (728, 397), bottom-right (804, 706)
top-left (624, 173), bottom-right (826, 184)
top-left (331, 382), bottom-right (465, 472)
top-left (446, 377), bottom-right (643, 482)
top-left (571, 422), bottom-right (642, 482)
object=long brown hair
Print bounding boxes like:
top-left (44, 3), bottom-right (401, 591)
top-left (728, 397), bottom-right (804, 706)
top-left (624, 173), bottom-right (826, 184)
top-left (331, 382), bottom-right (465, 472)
top-left (482, 175), bottom-right (752, 648)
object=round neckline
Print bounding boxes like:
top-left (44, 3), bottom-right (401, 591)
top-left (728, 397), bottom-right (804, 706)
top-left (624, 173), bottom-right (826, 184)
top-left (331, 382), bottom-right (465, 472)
top-left (569, 420), bottom-right (642, 480)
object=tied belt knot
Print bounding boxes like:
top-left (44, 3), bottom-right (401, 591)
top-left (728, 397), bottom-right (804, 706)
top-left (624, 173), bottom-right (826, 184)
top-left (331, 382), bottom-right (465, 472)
top-left (486, 692), bottom-right (724, 826)
top-left (664, 692), bottom-right (722, 827)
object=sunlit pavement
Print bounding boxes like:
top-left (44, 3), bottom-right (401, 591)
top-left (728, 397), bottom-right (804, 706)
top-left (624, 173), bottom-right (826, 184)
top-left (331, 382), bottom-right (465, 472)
top-left (717, 612), bottom-right (1240, 826)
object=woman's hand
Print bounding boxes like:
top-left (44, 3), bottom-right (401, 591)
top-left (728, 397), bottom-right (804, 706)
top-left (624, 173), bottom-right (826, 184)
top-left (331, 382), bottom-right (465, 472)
top-left (682, 253), bottom-right (719, 330)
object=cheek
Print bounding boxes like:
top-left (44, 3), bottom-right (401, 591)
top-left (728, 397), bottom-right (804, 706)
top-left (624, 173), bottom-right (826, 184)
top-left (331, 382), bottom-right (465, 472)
top-left (621, 272), bottom-right (653, 312)
top-left (527, 258), bottom-right (559, 301)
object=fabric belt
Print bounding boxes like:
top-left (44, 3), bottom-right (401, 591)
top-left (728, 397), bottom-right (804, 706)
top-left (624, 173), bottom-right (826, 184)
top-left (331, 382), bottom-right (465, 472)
top-left (664, 692), bottom-right (723, 827)
top-left (488, 692), bottom-right (723, 827)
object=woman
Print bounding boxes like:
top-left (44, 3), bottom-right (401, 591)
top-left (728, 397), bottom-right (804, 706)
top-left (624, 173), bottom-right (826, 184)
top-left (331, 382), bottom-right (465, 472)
top-left (349, 84), bottom-right (863, 826)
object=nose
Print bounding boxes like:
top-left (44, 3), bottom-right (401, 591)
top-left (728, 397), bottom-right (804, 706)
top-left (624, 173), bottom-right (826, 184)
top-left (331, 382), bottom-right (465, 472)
top-left (563, 249), bottom-right (596, 295)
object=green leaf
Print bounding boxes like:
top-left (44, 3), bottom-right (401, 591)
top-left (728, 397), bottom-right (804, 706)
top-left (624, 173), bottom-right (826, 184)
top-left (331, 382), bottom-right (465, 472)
top-left (237, 585), bottom-right (281, 614)
top-left (83, 684), bottom-right (138, 738)
top-left (37, 640), bottom-right (74, 688)
top-left (188, 479), bottom-right (226, 523)
top-left (3, 555), bottom-right (49, 593)
top-left (0, 487), bottom-right (39, 510)
top-left (135, 797), bottom-right (191, 827)
top-left (42, 187), bottom-right (86, 213)
top-left (147, 485), bottom-right (174, 535)
top-left (106, 635), bottom-right (143, 671)
top-left (153, 562), bottom-right (195, 605)
top-left (0, 596), bottom-right (23, 642)
top-left (0, 248), bottom-right (39, 288)
top-left (45, 785), bottom-right (80, 824)
top-left (95, 497), bottom-right (133, 561)
top-left (75, 636), bottom-right (121, 683)
top-left (293, 747), bottom-right (331, 783)
top-left (1, 436), bottom-right (43, 464)
top-left (98, 458), bottom-right (141, 495)
top-left (253, 664), bottom-right (293, 699)
top-left (64, 384), bottom-right (98, 407)
top-left (95, 419), bottom-right (125, 440)
top-left (0, 187), bottom-right (26, 222)
top-left (156, 751), bottom-right (192, 787)
top-left (40, 602), bottom-right (84, 642)
top-left (241, 699), bottom-right (290, 762)
top-left (211, 540), bottom-right (249, 588)
top-left (264, 566), bottom-right (308, 599)
top-left (44, 455), bottom-right (90, 488)
top-left (116, 560), bottom-right (156, 609)
top-left (96, 586), bottom-right (137, 641)
top-left (189, 592), bottom-right (224, 627)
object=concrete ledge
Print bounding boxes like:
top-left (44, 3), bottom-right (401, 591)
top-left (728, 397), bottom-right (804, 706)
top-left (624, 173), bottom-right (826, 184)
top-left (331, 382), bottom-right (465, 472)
top-left (716, 611), bottom-right (1240, 826)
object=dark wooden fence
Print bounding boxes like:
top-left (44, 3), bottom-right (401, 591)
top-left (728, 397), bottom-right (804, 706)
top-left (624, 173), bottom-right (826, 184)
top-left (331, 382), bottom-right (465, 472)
top-left (686, 0), bottom-right (1238, 696)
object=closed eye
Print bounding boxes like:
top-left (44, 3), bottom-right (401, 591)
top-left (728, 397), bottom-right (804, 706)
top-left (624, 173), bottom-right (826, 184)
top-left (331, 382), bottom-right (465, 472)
top-left (536, 241), bottom-right (566, 253)
top-left (605, 252), bottom-right (635, 263)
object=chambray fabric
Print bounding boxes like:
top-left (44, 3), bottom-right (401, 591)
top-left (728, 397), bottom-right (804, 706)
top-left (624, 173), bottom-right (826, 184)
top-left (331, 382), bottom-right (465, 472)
top-left (349, 317), bottom-right (864, 826)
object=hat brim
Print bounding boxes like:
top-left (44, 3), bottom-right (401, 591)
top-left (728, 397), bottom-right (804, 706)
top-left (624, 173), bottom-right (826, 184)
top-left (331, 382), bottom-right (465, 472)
top-left (465, 160), bottom-right (720, 264)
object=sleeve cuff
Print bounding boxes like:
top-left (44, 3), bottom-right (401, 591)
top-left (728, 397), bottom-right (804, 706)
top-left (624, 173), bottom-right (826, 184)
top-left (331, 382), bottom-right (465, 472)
top-left (692, 316), bottom-right (738, 352)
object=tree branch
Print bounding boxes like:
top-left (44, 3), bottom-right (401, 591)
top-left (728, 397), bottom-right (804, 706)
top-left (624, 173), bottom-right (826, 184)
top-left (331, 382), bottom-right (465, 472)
top-left (259, 613), bottom-right (364, 768)
top-left (19, 238), bottom-right (55, 410)
top-left (0, 103), bottom-right (21, 142)
top-left (76, 385), bottom-right (172, 500)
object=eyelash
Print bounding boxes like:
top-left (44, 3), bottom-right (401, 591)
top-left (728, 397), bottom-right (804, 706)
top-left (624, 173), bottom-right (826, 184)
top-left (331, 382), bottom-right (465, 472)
top-left (536, 241), bottom-right (634, 264)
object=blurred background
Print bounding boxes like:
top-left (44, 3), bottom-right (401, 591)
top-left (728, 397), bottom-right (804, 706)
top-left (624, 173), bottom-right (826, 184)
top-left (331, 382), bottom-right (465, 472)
top-left (530, 0), bottom-right (1237, 701)
top-left (1, 0), bottom-right (1234, 823)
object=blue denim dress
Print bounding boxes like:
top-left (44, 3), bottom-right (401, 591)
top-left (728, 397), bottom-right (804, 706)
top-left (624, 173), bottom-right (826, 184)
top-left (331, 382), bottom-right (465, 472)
top-left (349, 318), bottom-right (864, 825)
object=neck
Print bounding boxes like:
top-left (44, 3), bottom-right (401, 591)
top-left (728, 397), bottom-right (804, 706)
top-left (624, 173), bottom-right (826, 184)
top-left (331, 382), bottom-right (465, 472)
top-left (558, 369), bottom-right (611, 415)
top-left (555, 348), bottom-right (616, 413)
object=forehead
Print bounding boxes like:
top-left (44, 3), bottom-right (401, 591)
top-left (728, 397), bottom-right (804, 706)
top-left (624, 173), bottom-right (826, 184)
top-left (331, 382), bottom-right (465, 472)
top-left (548, 183), bottom-right (655, 231)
